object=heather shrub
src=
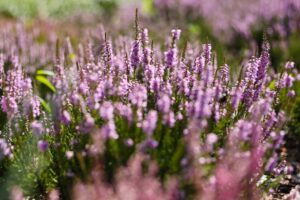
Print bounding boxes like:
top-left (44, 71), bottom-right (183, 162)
top-left (0, 12), bottom-right (299, 200)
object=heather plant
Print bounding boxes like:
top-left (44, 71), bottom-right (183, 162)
top-left (0, 15), bottom-right (299, 200)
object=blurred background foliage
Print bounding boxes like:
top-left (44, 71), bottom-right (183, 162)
top-left (1, 0), bottom-right (299, 70)
top-left (0, 0), bottom-right (100, 19)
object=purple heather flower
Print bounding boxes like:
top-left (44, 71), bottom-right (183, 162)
top-left (78, 81), bottom-right (89, 95)
top-left (70, 92), bottom-right (80, 105)
top-left (242, 58), bottom-right (259, 107)
top-left (130, 37), bottom-right (141, 69)
top-left (253, 41), bottom-right (270, 101)
top-left (283, 73), bottom-right (295, 88)
top-left (141, 28), bottom-right (151, 65)
top-left (287, 90), bottom-right (296, 97)
top-left (150, 77), bottom-right (161, 93)
top-left (85, 115), bottom-right (95, 127)
top-left (193, 55), bottom-right (205, 77)
top-left (80, 114), bottom-right (95, 133)
top-left (177, 112), bottom-right (183, 120)
top-left (157, 94), bottom-right (171, 113)
top-left (125, 138), bottom-right (134, 147)
top-left (142, 110), bottom-right (158, 135)
top-left (164, 29), bottom-right (181, 69)
top-left (0, 138), bottom-right (11, 158)
top-left (265, 154), bottom-right (278, 172)
top-left (203, 43), bottom-right (212, 63)
top-left (103, 37), bottom-right (113, 64)
top-left (163, 111), bottom-right (176, 127)
top-left (219, 64), bottom-right (230, 85)
top-left (141, 29), bottom-right (149, 47)
top-left (171, 29), bottom-right (181, 41)
top-left (99, 101), bottom-right (114, 121)
top-left (114, 103), bottom-right (133, 122)
top-left (129, 84), bottom-right (147, 108)
top-left (38, 140), bottom-right (49, 152)
top-left (101, 120), bottom-right (119, 139)
top-left (274, 131), bottom-right (285, 149)
top-left (25, 96), bottom-right (41, 118)
top-left (284, 61), bottom-right (294, 69)
top-left (22, 78), bottom-right (32, 92)
top-left (31, 121), bottom-right (43, 135)
top-left (206, 133), bottom-right (218, 152)
top-left (61, 110), bottom-right (71, 125)
top-left (249, 98), bottom-right (272, 120)
top-left (140, 138), bottom-right (158, 151)
top-left (178, 77), bottom-right (190, 96)
top-left (1, 96), bottom-right (18, 117)
top-left (164, 48), bottom-right (178, 69)
top-left (207, 133), bottom-right (218, 145)
top-left (231, 86), bottom-right (242, 110)
top-left (194, 88), bottom-right (213, 118)
top-left (53, 64), bottom-right (65, 91)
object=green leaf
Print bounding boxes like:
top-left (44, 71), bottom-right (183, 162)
top-left (268, 80), bottom-right (276, 90)
top-left (36, 75), bottom-right (56, 92)
top-left (36, 69), bottom-right (55, 76)
top-left (37, 96), bottom-right (51, 113)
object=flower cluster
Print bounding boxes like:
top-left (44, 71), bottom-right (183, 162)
top-left (0, 23), bottom-right (298, 199)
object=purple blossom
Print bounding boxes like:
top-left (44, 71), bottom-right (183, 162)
top-left (99, 101), bottom-right (114, 121)
top-left (140, 138), bottom-right (159, 151)
top-left (101, 120), bottom-right (119, 139)
top-left (285, 61), bottom-right (295, 69)
top-left (130, 38), bottom-right (141, 69)
top-left (114, 103), bottom-right (133, 122)
top-left (0, 138), bottom-right (11, 159)
top-left (30, 96), bottom-right (41, 118)
top-left (203, 43), bottom-right (212, 63)
top-left (242, 58), bottom-right (259, 107)
top-left (129, 84), bottom-right (147, 108)
top-left (287, 90), bottom-right (296, 97)
top-left (283, 73), bottom-right (295, 88)
top-left (38, 140), bottom-right (49, 152)
top-left (253, 41), bottom-right (270, 101)
top-left (193, 55), bottom-right (205, 77)
top-left (1, 96), bottom-right (18, 117)
top-left (80, 114), bottom-right (95, 133)
top-left (163, 111), bottom-right (176, 127)
top-left (164, 48), bottom-right (178, 69)
top-left (157, 94), bottom-right (171, 113)
top-left (205, 133), bottom-right (218, 152)
top-left (231, 86), bottom-right (242, 110)
top-left (103, 37), bottom-right (113, 64)
top-left (61, 110), bottom-right (71, 125)
top-left (141, 28), bottom-right (151, 65)
top-left (31, 121), bottom-right (43, 135)
top-left (207, 133), bottom-right (218, 145)
top-left (164, 29), bottom-right (181, 69)
top-left (142, 110), bottom-right (158, 135)
top-left (171, 29), bottom-right (181, 41)
top-left (265, 154), bottom-right (278, 172)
